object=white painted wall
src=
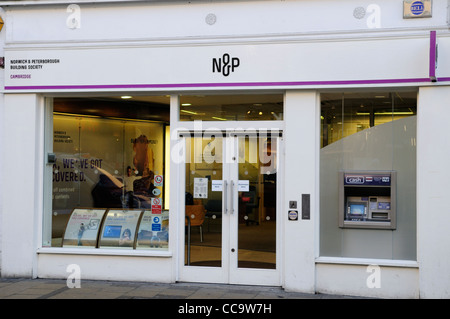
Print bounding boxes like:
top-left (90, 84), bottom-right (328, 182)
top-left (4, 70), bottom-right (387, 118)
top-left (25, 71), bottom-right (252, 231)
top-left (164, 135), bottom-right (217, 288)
top-left (417, 86), bottom-right (450, 299)
top-left (2, 0), bottom-right (449, 44)
top-left (37, 253), bottom-right (173, 283)
top-left (1, 94), bottom-right (42, 277)
top-left (283, 90), bottom-right (318, 293)
top-left (316, 262), bottom-right (419, 298)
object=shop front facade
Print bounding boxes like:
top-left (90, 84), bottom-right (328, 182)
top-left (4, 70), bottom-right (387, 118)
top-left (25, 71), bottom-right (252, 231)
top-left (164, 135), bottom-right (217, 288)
top-left (0, 0), bottom-right (449, 298)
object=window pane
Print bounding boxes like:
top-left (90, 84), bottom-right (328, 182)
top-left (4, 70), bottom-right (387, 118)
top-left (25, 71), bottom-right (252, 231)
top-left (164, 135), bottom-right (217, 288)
top-left (320, 91), bottom-right (417, 260)
top-left (238, 136), bottom-right (277, 269)
top-left (184, 136), bottom-right (223, 267)
top-left (180, 94), bottom-right (283, 121)
top-left (48, 96), bottom-right (170, 250)
top-left (321, 92), bottom-right (417, 147)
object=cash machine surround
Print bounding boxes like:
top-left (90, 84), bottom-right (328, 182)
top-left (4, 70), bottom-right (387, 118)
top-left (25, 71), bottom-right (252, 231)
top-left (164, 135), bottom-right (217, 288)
top-left (339, 171), bottom-right (396, 230)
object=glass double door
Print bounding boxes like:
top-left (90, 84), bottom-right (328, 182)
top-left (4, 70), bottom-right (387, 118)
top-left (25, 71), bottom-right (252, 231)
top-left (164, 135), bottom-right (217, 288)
top-left (182, 132), bottom-right (280, 286)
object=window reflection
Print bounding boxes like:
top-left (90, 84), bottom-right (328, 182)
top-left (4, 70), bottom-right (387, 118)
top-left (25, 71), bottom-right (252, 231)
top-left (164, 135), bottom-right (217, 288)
top-left (48, 96), bottom-right (170, 249)
top-left (180, 94), bottom-right (283, 121)
top-left (320, 92), bottom-right (417, 148)
top-left (319, 91), bottom-right (417, 260)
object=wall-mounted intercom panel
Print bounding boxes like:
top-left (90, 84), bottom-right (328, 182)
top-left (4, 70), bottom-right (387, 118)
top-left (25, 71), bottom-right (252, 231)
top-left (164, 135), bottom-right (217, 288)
top-left (339, 171), bottom-right (396, 230)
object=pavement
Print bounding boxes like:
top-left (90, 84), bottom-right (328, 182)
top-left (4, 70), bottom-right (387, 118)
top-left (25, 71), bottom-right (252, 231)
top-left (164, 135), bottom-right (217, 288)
top-left (0, 277), bottom-right (358, 300)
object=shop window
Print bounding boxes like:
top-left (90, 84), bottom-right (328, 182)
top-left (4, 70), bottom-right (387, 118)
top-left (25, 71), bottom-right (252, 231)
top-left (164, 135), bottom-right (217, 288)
top-left (319, 91), bottom-right (417, 260)
top-left (179, 94), bottom-right (283, 121)
top-left (45, 96), bottom-right (170, 250)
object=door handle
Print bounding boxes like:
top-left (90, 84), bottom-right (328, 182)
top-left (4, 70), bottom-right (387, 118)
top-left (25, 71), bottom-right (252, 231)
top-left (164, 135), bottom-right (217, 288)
top-left (223, 180), bottom-right (228, 215)
top-left (230, 180), bottom-right (235, 214)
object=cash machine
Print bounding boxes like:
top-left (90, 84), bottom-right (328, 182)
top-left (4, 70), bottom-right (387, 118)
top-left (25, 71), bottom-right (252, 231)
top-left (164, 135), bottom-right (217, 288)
top-left (339, 171), bottom-right (396, 230)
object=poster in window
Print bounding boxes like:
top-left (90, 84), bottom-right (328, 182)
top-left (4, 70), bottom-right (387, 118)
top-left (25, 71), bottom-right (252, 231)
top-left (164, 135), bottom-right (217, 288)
top-left (98, 209), bottom-right (143, 249)
top-left (53, 115), bottom-right (165, 214)
top-left (194, 178), bottom-right (208, 199)
top-left (62, 208), bottom-right (107, 248)
top-left (136, 210), bottom-right (169, 250)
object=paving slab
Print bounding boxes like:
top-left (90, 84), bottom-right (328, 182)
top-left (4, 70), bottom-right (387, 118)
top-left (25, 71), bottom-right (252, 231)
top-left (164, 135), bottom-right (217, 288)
top-left (0, 278), bottom-right (359, 300)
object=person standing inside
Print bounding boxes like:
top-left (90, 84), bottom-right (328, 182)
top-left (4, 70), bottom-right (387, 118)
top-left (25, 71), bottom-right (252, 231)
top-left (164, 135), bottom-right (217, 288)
top-left (123, 166), bottom-right (139, 208)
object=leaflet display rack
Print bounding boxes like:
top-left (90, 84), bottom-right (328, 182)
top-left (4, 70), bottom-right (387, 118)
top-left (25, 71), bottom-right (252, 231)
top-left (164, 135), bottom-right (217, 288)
top-left (135, 210), bottom-right (169, 250)
top-left (339, 171), bottom-right (396, 230)
top-left (62, 208), bottom-right (107, 248)
top-left (62, 207), bottom-right (170, 250)
top-left (98, 209), bottom-right (143, 249)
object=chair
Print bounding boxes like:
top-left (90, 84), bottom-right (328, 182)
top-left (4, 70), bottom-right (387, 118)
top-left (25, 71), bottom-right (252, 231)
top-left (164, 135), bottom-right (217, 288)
top-left (240, 188), bottom-right (260, 226)
top-left (185, 205), bottom-right (206, 242)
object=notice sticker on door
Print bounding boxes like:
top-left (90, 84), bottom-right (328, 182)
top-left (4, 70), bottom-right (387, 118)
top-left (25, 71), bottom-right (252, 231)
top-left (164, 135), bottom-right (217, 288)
top-left (238, 180), bottom-right (249, 192)
top-left (211, 180), bottom-right (223, 192)
top-left (194, 178), bottom-right (208, 198)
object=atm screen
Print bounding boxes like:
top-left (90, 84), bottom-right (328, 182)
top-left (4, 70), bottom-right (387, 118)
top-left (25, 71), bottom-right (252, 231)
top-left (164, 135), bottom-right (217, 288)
top-left (349, 203), bottom-right (366, 215)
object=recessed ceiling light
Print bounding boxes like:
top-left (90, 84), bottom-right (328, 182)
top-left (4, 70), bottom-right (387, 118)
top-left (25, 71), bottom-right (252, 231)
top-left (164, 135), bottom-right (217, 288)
top-left (180, 110), bottom-right (198, 115)
top-left (121, 96), bottom-right (132, 99)
top-left (181, 103), bottom-right (192, 106)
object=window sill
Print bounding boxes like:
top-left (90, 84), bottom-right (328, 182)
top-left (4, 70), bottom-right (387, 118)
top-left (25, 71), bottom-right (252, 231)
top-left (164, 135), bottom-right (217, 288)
top-left (315, 256), bottom-right (418, 268)
top-left (37, 247), bottom-right (172, 258)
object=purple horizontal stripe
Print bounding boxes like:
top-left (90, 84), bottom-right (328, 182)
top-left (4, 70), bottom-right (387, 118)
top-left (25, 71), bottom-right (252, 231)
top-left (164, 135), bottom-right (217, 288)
top-left (3, 78), bottom-right (439, 91)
